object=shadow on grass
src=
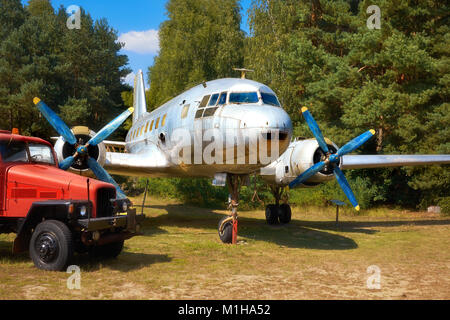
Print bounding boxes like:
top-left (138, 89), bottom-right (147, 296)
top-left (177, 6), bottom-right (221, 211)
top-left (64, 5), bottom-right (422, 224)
top-left (299, 219), bottom-right (450, 233)
top-left (0, 239), bottom-right (171, 272)
top-left (0, 240), bottom-right (30, 264)
top-left (72, 252), bottom-right (172, 272)
top-left (142, 204), bottom-right (359, 250)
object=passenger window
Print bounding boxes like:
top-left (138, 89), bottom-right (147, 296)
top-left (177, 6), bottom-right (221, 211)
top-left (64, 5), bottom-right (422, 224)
top-left (181, 104), bottom-right (190, 119)
top-left (162, 114), bottom-right (167, 126)
top-left (208, 94), bottom-right (219, 106)
top-left (155, 117), bottom-right (160, 129)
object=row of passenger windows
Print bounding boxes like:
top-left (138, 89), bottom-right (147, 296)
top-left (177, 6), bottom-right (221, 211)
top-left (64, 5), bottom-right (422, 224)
top-left (129, 114), bottom-right (167, 140)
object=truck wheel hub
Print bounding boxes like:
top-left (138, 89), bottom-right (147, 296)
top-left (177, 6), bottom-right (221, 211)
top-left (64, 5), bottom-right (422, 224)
top-left (36, 233), bottom-right (58, 262)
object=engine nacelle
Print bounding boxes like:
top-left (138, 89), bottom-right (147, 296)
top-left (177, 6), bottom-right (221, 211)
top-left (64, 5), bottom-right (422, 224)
top-left (54, 126), bottom-right (106, 174)
top-left (260, 138), bottom-right (340, 187)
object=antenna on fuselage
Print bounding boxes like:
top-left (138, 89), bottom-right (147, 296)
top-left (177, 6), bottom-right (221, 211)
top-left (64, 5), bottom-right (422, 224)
top-left (233, 68), bottom-right (254, 79)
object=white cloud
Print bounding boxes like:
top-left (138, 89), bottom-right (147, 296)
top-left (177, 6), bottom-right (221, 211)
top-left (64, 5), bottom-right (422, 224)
top-left (122, 72), bottom-right (135, 86)
top-left (118, 29), bottom-right (159, 54)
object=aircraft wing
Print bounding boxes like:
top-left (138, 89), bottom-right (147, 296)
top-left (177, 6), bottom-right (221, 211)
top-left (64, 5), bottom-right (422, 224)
top-left (341, 154), bottom-right (450, 169)
top-left (103, 142), bottom-right (171, 176)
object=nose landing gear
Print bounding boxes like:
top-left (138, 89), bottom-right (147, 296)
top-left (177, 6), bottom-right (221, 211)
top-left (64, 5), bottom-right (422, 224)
top-left (217, 174), bottom-right (246, 244)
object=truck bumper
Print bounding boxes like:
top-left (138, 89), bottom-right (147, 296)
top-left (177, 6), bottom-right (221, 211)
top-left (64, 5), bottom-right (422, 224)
top-left (77, 208), bottom-right (145, 233)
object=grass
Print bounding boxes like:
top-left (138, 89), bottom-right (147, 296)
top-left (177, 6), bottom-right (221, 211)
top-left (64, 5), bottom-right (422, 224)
top-left (0, 195), bottom-right (449, 300)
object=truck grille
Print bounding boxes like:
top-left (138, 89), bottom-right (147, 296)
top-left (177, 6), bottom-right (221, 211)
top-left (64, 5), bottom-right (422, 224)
top-left (96, 187), bottom-right (116, 218)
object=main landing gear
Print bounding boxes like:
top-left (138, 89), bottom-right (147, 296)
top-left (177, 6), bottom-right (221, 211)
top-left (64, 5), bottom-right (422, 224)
top-left (265, 186), bottom-right (292, 225)
top-left (218, 174), bottom-right (246, 244)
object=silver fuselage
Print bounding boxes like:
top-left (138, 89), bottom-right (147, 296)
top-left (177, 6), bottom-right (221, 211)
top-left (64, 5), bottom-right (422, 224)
top-left (111, 78), bottom-right (293, 178)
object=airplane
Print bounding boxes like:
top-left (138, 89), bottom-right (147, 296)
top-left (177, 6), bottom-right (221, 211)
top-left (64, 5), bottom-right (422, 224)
top-left (33, 70), bottom-right (450, 244)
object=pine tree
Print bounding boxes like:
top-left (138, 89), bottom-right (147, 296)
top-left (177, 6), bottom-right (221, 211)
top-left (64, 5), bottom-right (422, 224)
top-left (246, 0), bottom-right (449, 209)
top-left (27, 0), bottom-right (54, 16)
top-left (147, 0), bottom-right (244, 109)
top-left (0, 1), bottom-right (130, 140)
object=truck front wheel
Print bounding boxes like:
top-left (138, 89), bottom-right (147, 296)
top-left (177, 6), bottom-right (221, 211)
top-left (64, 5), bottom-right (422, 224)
top-left (29, 220), bottom-right (73, 271)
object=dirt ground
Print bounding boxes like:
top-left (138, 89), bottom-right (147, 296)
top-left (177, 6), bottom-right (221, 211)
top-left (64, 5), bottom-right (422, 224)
top-left (0, 197), bottom-right (449, 300)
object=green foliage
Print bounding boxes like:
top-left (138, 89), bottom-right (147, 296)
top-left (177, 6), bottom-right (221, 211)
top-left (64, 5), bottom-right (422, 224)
top-left (0, 1), bottom-right (130, 141)
top-left (147, 0), bottom-right (244, 110)
top-left (245, 0), bottom-right (449, 210)
top-left (437, 197), bottom-right (450, 215)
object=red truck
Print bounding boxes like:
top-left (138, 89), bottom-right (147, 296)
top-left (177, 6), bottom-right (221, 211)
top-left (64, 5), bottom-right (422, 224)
top-left (0, 130), bottom-right (144, 271)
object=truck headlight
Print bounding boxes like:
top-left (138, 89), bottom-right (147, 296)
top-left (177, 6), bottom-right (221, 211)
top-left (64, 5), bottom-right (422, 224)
top-left (122, 201), bottom-right (128, 212)
top-left (80, 205), bottom-right (87, 217)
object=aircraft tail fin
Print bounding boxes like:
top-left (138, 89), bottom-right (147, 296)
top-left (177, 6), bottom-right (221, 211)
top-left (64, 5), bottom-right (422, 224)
top-left (132, 70), bottom-right (147, 124)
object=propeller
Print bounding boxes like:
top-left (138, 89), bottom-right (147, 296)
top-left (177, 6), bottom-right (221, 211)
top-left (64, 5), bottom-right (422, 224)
top-left (289, 107), bottom-right (375, 211)
top-left (34, 97), bottom-right (133, 199)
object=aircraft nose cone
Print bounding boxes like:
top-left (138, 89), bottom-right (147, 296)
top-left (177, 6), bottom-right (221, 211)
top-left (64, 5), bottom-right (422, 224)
top-left (241, 105), bottom-right (292, 132)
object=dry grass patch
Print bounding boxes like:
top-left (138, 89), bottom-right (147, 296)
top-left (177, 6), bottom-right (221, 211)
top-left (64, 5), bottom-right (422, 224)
top-left (0, 196), bottom-right (449, 300)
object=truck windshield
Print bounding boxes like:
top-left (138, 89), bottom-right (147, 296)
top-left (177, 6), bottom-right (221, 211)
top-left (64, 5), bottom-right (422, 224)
top-left (0, 140), bottom-right (55, 165)
top-left (29, 143), bottom-right (55, 165)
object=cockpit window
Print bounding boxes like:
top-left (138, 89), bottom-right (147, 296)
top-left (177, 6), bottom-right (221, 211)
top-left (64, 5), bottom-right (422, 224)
top-left (261, 92), bottom-right (281, 107)
top-left (199, 95), bottom-right (210, 108)
top-left (229, 92), bottom-right (258, 104)
top-left (217, 92), bottom-right (227, 105)
top-left (208, 94), bottom-right (219, 106)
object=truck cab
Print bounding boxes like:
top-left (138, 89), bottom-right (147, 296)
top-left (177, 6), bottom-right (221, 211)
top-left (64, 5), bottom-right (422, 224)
top-left (0, 130), bottom-right (144, 271)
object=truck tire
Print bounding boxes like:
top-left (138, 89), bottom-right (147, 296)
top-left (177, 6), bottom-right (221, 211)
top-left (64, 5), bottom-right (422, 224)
top-left (29, 220), bottom-right (73, 271)
top-left (89, 240), bottom-right (124, 259)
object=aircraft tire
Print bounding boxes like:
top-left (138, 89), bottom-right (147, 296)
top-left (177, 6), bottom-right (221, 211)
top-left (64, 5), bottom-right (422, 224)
top-left (265, 205), bottom-right (279, 225)
top-left (218, 217), bottom-right (233, 244)
top-left (278, 204), bottom-right (292, 224)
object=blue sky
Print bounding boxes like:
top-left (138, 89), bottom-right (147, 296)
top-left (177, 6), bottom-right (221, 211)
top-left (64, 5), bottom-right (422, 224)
top-left (22, 0), bottom-right (252, 86)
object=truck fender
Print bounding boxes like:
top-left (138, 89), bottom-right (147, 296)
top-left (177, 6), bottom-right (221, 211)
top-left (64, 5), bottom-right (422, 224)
top-left (13, 201), bottom-right (72, 254)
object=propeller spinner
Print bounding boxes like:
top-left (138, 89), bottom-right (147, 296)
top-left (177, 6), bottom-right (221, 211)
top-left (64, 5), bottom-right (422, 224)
top-left (289, 107), bottom-right (375, 211)
top-left (33, 98), bottom-right (133, 200)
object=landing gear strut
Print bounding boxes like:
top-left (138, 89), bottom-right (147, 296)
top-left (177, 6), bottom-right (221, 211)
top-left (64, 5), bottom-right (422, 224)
top-left (265, 186), bottom-right (292, 225)
top-left (218, 174), bottom-right (245, 244)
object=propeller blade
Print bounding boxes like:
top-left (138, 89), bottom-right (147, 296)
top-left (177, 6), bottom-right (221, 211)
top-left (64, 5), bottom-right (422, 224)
top-left (59, 155), bottom-right (76, 170)
top-left (336, 130), bottom-right (375, 158)
top-left (87, 157), bottom-right (127, 199)
top-left (289, 161), bottom-right (326, 189)
top-left (334, 166), bottom-right (360, 211)
top-left (34, 98), bottom-right (77, 145)
top-left (301, 107), bottom-right (329, 154)
top-left (87, 107), bottom-right (134, 147)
